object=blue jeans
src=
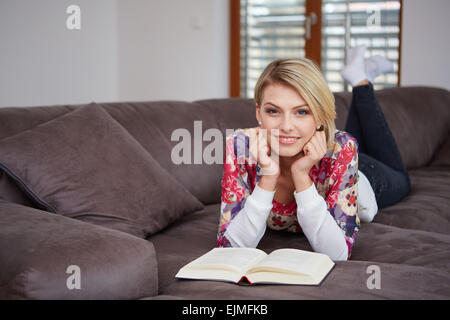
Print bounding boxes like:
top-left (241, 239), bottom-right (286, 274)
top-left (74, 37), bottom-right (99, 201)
top-left (345, 83), bottom-right (410, 209)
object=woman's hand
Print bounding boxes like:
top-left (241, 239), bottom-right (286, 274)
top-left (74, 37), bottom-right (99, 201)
top-left (291, 130), bottom-right (327, 190)
top-left (248, 127), bottom-right (280, 178)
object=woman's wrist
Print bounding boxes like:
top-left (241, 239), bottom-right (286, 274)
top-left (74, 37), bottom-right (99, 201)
top-left (292, 170), bottom-right (313, 193)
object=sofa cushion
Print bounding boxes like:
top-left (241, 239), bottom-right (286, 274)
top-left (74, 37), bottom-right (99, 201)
top-left (99, 100), bottom-right (227, 205)
top-left (0, 103), bottom-right (203, 238)
top-left (0, 200), bottom-right (158, 299)
top-left (160, 260), bottom-right (449, 299)
top-left (0, 105), bottom-right (77, 206)
top-left (352, 222), bottom-right (450, 271)
top-left (0, 170), bottom-right (37, 208)
top-left (372, 167), bottom-right (450, 234)
top-left (334, 87), bottom-right (450, 170)
top-left (149, 204), bottom-right (450, 299)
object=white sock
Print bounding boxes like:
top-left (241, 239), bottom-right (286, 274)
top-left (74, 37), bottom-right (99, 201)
top-left (365, 55), bottom-right (394, 82)
top-left (346, 45), bottom-right (366, 64)
top-left (341, 45), bottom-right (367, 86)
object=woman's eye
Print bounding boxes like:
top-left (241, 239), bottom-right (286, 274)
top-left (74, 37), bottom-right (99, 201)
top-left (297, 110), bottom-right (308, 115)
top-left (266, 109), bottom-right (278, 115)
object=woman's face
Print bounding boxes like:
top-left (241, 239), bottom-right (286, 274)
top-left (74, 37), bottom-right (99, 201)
top-left (256, 82), bottom-right (318, 158)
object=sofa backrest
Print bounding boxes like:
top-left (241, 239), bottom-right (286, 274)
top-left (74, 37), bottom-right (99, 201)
top-left (334, 86), bottom-right (450, 170)
top-left (1, 86), bottom-right (449, 207)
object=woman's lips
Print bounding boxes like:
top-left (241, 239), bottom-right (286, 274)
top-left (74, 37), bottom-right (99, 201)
top-left (277, 136), bottom-right (300, 145)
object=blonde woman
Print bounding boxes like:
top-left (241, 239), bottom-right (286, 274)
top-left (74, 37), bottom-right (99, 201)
top-left (217, 53), bottom-right (409, 261)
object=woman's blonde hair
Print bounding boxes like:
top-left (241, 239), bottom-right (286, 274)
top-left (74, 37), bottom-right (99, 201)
top-left (254, 57), bottom-right (336, 149)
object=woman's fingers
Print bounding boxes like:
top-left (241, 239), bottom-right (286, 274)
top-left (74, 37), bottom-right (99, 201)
top-left (307, 131), bottom-right (327, 160)
top-left (257, 129), bottom-right (279, 175)
top-left (258, 129), bottom-right (270, 165)
top-left (317, 131), bottom-right (327, 154)
top-left (249, 127), bottom-right (270, 168)
top-left (248, 128), bottom-right (258, 164)
top-left (247, 127), bottom-right (282, 175)
top-left (306, 140), bottom-right (320, 159)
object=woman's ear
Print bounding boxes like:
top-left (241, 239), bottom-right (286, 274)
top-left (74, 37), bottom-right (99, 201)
top-left (255, 105), bottom-right (262, 126)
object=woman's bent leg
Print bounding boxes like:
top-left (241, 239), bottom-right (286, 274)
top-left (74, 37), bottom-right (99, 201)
top-left (344, 93), bottom-right (368, 154)
top-left (359, 152), bottom-right (410, 209)
top-left (341, 48), bottom-right (410, 208)
top-left (351, 83), bottom-right (409, 177)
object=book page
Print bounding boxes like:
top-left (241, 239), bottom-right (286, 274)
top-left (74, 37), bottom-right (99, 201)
top-left (184, 247), bottom-right (267, 274)
top-left (246, 248), bottom-right (334, 281)
top-left (175, 267), bottom-right (245, 284)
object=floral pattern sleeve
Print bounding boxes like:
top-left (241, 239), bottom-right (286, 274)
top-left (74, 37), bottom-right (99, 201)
top-left (322, 134), bottom-right (360, 258)
top-left (217, 129), bottom-right (258, 247)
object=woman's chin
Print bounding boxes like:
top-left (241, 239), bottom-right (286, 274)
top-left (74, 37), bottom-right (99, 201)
top-left (267, 140), bottom-right (304, 157)
top-left (278, 145), bottom-right (303, 157)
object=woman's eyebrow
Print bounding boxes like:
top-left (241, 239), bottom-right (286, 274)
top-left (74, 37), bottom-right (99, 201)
top-left (264, 102), bottom-right (309, 109)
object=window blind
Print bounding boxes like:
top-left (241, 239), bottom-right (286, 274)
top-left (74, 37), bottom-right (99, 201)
top-left (321, 0), bottom-right (401, 92)
top-left (240, 0), bottom-right (306, 98)
top-left (240, 0), bottom-right (401, 96)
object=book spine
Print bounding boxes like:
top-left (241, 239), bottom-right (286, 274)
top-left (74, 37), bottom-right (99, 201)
top-left (239, 275), bottom-right (254, 285)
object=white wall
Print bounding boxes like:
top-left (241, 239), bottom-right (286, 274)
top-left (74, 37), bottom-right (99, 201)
top-left (0, 0), bottom-right (119, 107)
top-left (5, 0), bottom-right (447, 108)
top-left (400, 0), bottom-right (450, 90)
top-left (117, 0), bottom-right (229, 102)
top-left (0, 0), bottom-right (229, 108)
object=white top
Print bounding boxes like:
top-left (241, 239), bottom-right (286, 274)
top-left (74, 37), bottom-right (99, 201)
top-left (223, 170), bottom-right (377, 261)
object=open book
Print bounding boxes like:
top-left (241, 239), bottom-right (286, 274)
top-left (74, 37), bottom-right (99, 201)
top-left (175, 247), bottom-right (335, 286)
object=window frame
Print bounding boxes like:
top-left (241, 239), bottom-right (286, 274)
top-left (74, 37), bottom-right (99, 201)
top-left (229, 0), bottom-right (403, 97)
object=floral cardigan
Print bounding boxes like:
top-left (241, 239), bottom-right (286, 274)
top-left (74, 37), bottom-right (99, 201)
top-left (217, 128), bottom-right (360, 259)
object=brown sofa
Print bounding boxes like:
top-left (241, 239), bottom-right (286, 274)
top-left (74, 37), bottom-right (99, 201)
top-left (0, 86), bottom-right (449, 299)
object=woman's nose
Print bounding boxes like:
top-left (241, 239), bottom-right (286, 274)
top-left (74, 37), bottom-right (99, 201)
top-left (280, 115), bottom-right (294, 132)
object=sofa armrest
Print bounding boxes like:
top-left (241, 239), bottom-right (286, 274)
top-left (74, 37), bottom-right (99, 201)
top-left (0, 200), bottom-right (158, 299)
